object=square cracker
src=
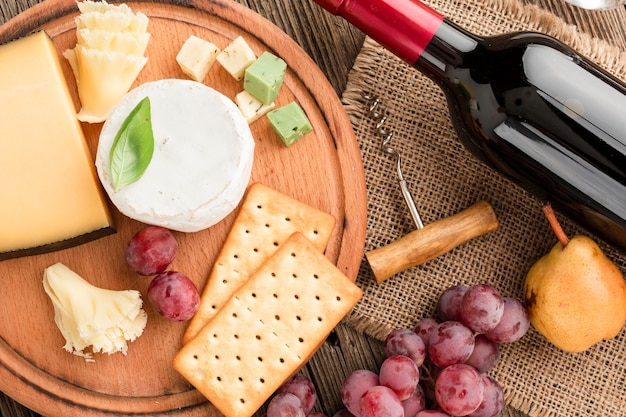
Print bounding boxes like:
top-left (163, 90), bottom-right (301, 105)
top-left (173, 232), bottom-right (362, 417)
top-left (182, 183), bottom-right (336, 344)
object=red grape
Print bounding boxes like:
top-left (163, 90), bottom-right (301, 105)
top-left (401, 384), bottom-right (426, 417)
top-left (413, 318), bottom-right (439, 349)
top-left (415, 411), bottom-right (451, 417)
top-left (428, 321), bottom-right (475, 368)
top-left (147, 271), bottom-right (200, 321)
top-left (460, 284), bottom-right (504, 333)
top-left (267, 392), bottom-right (306, 417)
top-left (468, 375), bottom-right (504, 417)
top-left (486, 296), bottom-right (530, 343)
top-left (379, 355), bottom-right (420, 401)
top-left (435, 364), bottom-right (484, 416)
top-left (384, 328), bottom-right (427, 366)
top-left (437, 285), bottom-right (469, 322)
top-left (465, 334), bottom-right (500, 373)
top-left (278, 373), bottom-right (317, 415)
top-left (359, 386), bottom-right (404, 417)
top-left (126, 226), bottom-right (178, 275)
top-left (341, 369), bottom-right (379, 416)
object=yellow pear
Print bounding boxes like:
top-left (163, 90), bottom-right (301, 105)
top-left (523, 204), bottom-right (626, 353)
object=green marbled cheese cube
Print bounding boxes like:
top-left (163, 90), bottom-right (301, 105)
top-left (267, 102), bottom-right (313, 146)
top-left (244, 51), bottom-right (287, 105)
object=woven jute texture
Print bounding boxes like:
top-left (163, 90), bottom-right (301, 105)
top-left (339, 0), bottom-right (626, 416)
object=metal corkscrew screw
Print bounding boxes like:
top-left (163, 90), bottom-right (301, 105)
top-left (366, 95), bottom-right (424, 229)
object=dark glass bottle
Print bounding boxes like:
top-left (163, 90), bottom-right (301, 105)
top-left (314, 0), bottom-right (626, 251)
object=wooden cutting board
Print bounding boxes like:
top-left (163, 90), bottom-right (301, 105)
top-left (0, 1), bottom-right (367, 416)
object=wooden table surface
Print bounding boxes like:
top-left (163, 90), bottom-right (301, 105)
top-left (1, 1), bottom-right (625, 417)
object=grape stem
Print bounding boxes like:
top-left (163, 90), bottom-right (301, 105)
top-left (543, 203), bottom-right (569, 247)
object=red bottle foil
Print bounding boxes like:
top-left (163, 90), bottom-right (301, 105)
top-left (314, 0), bottom-right (444, 63)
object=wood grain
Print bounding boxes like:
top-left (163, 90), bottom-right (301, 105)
top-left (366, 200), bottom-right (499, 283)
top-left (2, 1), bottom-right (626, 417)
top-left (0, 1), bottom-right (366, 416)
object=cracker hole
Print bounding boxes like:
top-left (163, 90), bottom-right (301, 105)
top-left (336, 296), bottom-right (342, 301)
top-left (253, 248), bottom-right (259, 252)
top-left (285, 217), bottom-right (291, 222)
top-left (240, 398), bottom-right (245, 404)
top-left (193, 355), bottom-right (198, 360)
top-left (273, 241), bottom-right (280, 247)
top-left (317, 317), bottom-right (323, 322)
top-left (245, 229), bottom-right (250, 234)
top-left (212, 333), bottom-right (218, 338)
top-left (236, 355), bottom-right (241, 360)
top-left (290, 252), bottom-right (297, 257)
top-left (217, 376), bottom-right (222, 381)
top-left (256, 335), bottom-right (262, 340)
top-left (296, 315), bottom-right (302, 321)
top-left (292, 273), bottom-right (298, 278)
top-left (314, 274), bottom-right (319, 279)
top-left (260, 378), bottom-right (265, 383)
top-left (222, 279), bottom-right (228, 284)
top-left (273, 293), bottom-right (278, 298)
top-left (233, 313), bottom-right (238, 318)
top-left (258, 356), bottom-right (263, 362)
top-left (313, 230), bottom-right (319, 235)
top-left (299, 337), bottom-right (304, 343)
top-left (279, 358), bottom-right (285, 363)
top-left (256, 204), bottom-right (263, 209)
top-left (214, 355), bottom-right (220, 360)
top-left (271, 272), bottom-right (277, 277)
top-left (275, 315), bottom-right (280, 320)
top-left (234, 334), bottom-right (239, 339)
top-left (233, 254), bottom-right (239, 259)
top-left (315, 295), bottom-right (320, 300)
top-left (265, 223), bottom-right (271, 228)
top-left (294, 294), bottom-right (300, 299)
top-left (239, 377), bottom-right (243, 382)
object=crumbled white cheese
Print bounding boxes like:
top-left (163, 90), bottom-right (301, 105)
top-left (43, 262), bottom-right (147, 362)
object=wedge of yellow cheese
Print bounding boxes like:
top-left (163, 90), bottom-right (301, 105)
top-left (0, 31), bottom-right (114, 261)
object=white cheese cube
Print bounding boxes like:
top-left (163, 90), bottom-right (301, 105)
top-left (235, 90), bottom-right (276, 124)
top-left (176, 35), bottom-right (220, 82)
top-left (216, 36), bottom-right (256, 80)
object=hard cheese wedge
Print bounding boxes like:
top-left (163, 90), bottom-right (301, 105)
top-left (0, 31), bottom-right (114, 260)
top-left (174, 232), bottom-right (362, 417)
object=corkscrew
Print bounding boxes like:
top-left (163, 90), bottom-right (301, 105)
top-left (365, 95), bottom-right (424, 229)
top-left (362, 94), bottom-right (500, 283)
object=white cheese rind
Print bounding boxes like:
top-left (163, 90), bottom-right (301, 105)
top-left (96, 79), bottom-right (255, 232)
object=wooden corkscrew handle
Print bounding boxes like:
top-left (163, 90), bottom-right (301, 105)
top-left (365, 200), bottom-right (499, 283)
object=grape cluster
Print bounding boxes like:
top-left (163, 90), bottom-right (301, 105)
top-left (336, 284), bottom-right (530, 417)
top-left (266, 373), bottom-right (326, 417)
top-left (125, 226), bottom-right (200, 321)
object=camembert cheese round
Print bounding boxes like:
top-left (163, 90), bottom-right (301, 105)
top-left (96, 79), bottom-right (255, 232)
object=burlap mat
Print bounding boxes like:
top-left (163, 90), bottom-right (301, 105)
top-left (339, 0), bottom-right (626, 416)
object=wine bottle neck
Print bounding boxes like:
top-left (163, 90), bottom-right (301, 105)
top-left (313, 0), bottom-right (445, 63)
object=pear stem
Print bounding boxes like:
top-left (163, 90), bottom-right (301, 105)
top-left (543, 203), bottom-right (570, 247)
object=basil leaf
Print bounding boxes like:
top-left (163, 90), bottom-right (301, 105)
top-left (109, 96), bottom-right (154, 192)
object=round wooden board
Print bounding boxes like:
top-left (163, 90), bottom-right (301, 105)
top-left (0, 1), bottom-right (367, 416)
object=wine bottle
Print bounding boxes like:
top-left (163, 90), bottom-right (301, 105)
top-left (313, 0), bottom-right (626, 251)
